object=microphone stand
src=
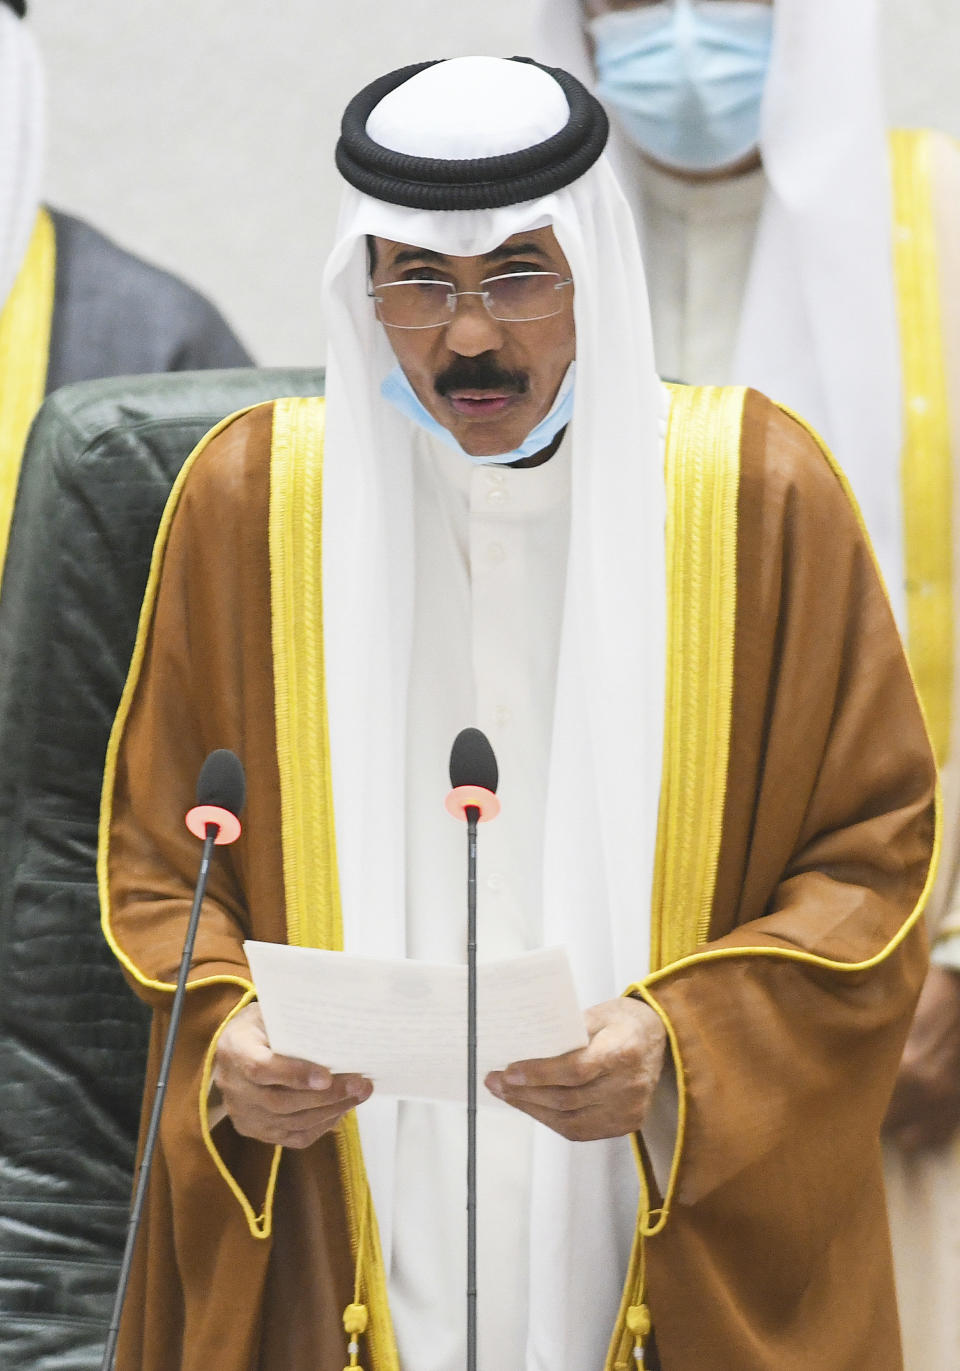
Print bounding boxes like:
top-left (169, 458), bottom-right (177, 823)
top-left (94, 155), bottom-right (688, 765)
top-left (100, 823), bottom-right (219, 1371)
top-left (465, 806), bottom-right (479, 1371)
top-left (446, 729), bottom-right (499, 1371)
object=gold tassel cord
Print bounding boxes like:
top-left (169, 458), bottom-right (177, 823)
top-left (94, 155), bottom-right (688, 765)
top-left (627, 1304), bottom-right (651, 1366)
top-left (343, 1301), bottom-right (369, 1371)
top-left (342, 1180), bottom-right (371, 1368)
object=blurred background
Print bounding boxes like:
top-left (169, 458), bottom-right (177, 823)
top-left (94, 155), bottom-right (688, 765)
top-left (30, 0), bottom-right (960, 366)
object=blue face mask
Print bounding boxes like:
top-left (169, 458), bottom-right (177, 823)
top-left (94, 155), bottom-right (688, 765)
top-left (380, 361), bottom-right (576, 465)
top-left (590, 0), bottom-right (774, 175)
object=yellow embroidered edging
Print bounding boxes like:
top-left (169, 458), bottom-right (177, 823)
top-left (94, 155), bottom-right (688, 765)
top-left (199, 987), bottom-right (282, 1239)
top-left (628, 989), bottom-right (687, 1240)
top-left (891, 128), bottom-right (954, 764)
top-left (269, 397), bottom-right (398, 1371)
top-left (651, 384), bottom-right (743, 967)
top-left (606, 384), bottom-right (742, 1371)
top-left (269, 398), bottom-right (341, 952)
top-left (97, 402), bottom-right (284, 1240)
top-left (98, 404), bottom-right (262, 994)
top-left (0, 208), bottom-right (56, 576)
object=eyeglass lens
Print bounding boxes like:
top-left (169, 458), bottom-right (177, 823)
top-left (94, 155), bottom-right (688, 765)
top-left (374, 272), bottom-right (569, 328)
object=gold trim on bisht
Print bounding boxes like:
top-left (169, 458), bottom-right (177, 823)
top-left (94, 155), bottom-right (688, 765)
top-left (0, 207), bottom-right (56, 577)
top-left (608, 383), bottom-right (743, 1371)
top-left (269, 395), bottom-right (399, 1371)
top-left (891, 128), bottom-right (954, 765)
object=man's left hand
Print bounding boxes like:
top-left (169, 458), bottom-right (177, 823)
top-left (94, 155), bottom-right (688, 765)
top-left (485, 996), bottom-right (666, 1142)
top-left (885, 964), bottom-right (960, 1153)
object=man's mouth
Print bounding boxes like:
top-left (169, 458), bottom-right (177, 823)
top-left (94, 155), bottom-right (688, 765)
top-left (445, 390), bottom-right (517, 417)
top-left (434, 357), bottom-right (529, 419)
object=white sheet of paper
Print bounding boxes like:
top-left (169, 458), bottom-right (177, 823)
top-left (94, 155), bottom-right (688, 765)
top-left (243, 941), bottom-right (588, 1106)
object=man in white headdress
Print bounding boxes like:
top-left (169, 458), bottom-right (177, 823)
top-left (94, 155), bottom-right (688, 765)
top-left (99, 54), bottom-right (935, 1371)
top-left (0, 0), bottom-right (251, 575)
top-left (535, 2), bottom-right (960, 1362)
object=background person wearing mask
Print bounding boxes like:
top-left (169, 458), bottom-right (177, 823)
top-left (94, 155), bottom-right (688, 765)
top-left (0, 0), bottom-right (251, 576)
top-left (536, 1), bottom-right (960, 1365)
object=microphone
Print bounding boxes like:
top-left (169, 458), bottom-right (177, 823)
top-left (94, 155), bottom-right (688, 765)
top-left (444, 727), bottom-right (500, 1371)
top-left (445, 726), bottom-right (501, 823)
top-left (100, 749), bottom-right (246, 1371)
top-left (185, 747), bottom-right (246, 844)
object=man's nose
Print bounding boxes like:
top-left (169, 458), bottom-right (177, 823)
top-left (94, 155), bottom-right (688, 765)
top-left (444, 294), bottom-right (506, 357)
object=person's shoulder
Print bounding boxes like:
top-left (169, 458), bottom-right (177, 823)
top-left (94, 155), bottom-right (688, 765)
top-left (730, 387), bottom-right (882, 584)
top-left (889, 128), bottom-right (960, 209)
top-left (738, 387), bottom-right (847, 508)
top-left (46, 207), bottom-right (253, 370)
top-left (184, 396), bottom-right (324, 490)
top-left (925, 127), bottom-right (960, 161)
top-left (51, 209), bottom-right (216, 312)
top-left (890, 125), bottom-right (960, 163)
top-left (925, 128), bottom-right (960, 210)
top-left (667, 384), bottom-right (845, 511)
top-left (733, 390), bottom-right (890, 636)
top-left (173, 397), bottom-right (326, 564)
top-left (178, 402), bottom-right (280, 517)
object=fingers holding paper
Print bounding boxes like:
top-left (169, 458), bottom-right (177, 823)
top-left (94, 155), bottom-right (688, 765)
top-left (213, 1001), bottom-right (373, 1149)
top-left (485, 996), bottom-right (666, 1142)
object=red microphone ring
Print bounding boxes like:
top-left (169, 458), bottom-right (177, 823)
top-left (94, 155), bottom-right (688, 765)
top-left (185, 804), bottom-right (243, 845)
top-left (444, 785), bottom-right (501, 823)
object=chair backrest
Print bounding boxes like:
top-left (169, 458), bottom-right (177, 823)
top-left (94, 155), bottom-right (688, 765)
top-left (0, 367), bottom-right (323, 1370)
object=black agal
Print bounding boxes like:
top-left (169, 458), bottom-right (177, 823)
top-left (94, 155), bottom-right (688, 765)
top-left (335, 58), bottom-right (609, 211)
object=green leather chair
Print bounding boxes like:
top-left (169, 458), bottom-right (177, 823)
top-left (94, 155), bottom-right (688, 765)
top-left (0, 368), bottom-right (323, 1369)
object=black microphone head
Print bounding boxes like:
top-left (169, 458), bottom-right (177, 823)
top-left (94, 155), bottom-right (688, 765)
top-left (449, 728), bottom-right (498, 794)
top-left (196, 749), bottom-right (246, 817)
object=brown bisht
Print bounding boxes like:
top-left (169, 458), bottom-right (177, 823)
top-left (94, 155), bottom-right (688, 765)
top-left (100, 387), bottom-right (936, 1371)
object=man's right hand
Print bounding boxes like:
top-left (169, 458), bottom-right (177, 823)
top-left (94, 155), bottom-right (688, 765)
top-left (212, 1001), bottom-right (373, 1149)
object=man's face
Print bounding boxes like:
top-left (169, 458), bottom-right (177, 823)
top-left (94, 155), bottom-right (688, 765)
top-left (370, 227), bottom-right (576, 458)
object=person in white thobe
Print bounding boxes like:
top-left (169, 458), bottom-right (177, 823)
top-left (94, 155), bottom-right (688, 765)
top-left (535, 4), bottom-right (960, 1367)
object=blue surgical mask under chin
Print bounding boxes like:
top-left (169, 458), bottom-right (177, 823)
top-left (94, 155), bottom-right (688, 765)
top-left (380, 361), bottom-right (576, 466)
top-left (590, 0), bottom-right (773, 175)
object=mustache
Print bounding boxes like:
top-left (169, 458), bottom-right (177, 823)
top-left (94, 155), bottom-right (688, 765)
top-left (434, 354), bottom-right (529, 397)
